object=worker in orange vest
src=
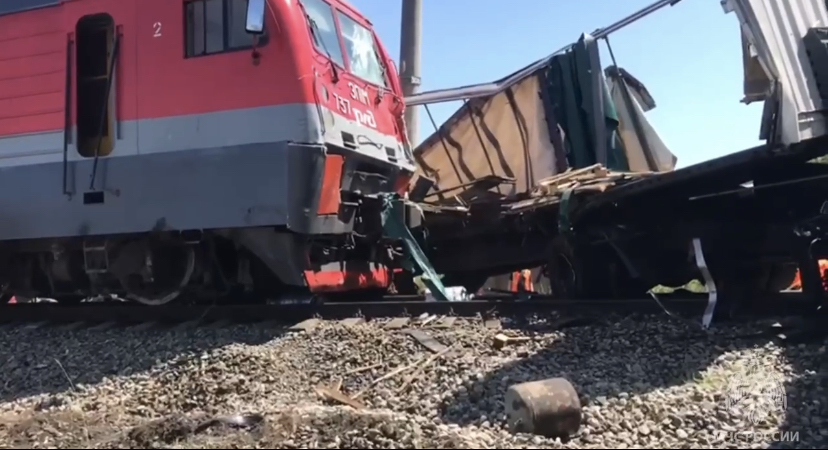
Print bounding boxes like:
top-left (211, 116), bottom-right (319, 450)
top-left (789, 259), bottom-right (828, 291)
top-left (510, 269), bottom-right (534, 293)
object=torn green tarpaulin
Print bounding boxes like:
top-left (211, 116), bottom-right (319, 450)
top-left (544, 34), bottom-right (630, 172)
top-left (379, 193), bottom-right (451, 302)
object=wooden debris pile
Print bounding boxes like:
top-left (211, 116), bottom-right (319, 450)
top-left (313, 313), bottom-right (458, 411)
top-left (530, 163), bottom-right (656, 199)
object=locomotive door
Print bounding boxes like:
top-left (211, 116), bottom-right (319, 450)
top-left (74, 13), bottom-right (118, 160)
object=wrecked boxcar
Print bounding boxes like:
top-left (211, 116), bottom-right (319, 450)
top-left (408, 23), bottom-right (827, 302)
top-left (409, 34), bottom-right (676, 204)
top-left (407, 33), bottom-right (678, 297)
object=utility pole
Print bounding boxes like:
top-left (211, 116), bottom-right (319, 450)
top-left (399, 0), bottom-right (422, 147)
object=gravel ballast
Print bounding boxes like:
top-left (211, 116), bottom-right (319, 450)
top-left (0, 312), bottom-right (824, 448)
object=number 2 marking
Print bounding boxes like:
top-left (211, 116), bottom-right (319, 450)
top-left (153, 22), bottom-right (162, 37)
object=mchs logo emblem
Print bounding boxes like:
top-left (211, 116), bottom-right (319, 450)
top-left (724, 364), bottom-right (787, 425)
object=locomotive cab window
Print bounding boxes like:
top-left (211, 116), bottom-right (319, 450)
top-left (298, 0), bottom-right (345, 68)
top-left (336, 12), bottom-right (387, 87)
top-left (185, 0), bottom-right (267, 57)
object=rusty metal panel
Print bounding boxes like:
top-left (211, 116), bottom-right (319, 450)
top-left (412, 74), bottom-right (560, 198)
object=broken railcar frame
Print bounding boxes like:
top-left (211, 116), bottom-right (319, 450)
top-left (418, 135), bottom-right (828, 305)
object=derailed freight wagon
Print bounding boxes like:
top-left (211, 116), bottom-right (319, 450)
top-left (407, 0), bottom-right (828, 305)
top-left (407, 33), bottom-right (680, 298)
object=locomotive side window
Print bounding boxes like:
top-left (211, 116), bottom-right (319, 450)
top-left (336, 13), bottom-right (387, 87)
top-left (298, 0), bottom-right (345, 67)
top-left (184, 0), bottom-right (267, 57)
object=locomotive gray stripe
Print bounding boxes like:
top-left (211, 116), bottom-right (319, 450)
top-left (0, 102), bottom-right (413, 171)
top-left (0, 103), bottom-right (412, 241)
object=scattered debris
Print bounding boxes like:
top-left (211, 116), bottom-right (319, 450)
top-left (352, 356), bottom-right (428, 399)
top-left (0, 315), bottom-right (815, 449)
top-left (288, 318), bottom-right (320, 332)
top-left (315, 385), bottom-right (364, 410)
top-left (505, 378), bottom-right (582, 438)
top-left (419, 314), bottom-right (439, 327)
top-left (434, 316), bottom-right (457, 328)
top-left (406, 329), bottom-right (449, 353)
top-left (344, 363), bottom-right (383, 375)
top-left (398, 344), bottom-right (456, 394)
top-left (484, 318), bottom-right (501, 329)
top-left (492, 333), bottom-right (531, 349)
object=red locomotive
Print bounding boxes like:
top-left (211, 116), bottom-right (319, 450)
top-left (0, 0), bottom-right (417, 304)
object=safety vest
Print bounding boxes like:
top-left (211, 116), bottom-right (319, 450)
top-left (510, 269), bottom-right (533, 292)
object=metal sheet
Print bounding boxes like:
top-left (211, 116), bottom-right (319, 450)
top-left (605, 67), bottom-right (677, 172)
top-left (411, 61), bottom-right (673, 200)
top-left (723, 0), bottom-right (828, 144)
top-left (412, 74), bottom-right (560, 197)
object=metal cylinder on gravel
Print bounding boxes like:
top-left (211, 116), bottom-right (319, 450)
top-left (504, 378), bottom-right (582, 438)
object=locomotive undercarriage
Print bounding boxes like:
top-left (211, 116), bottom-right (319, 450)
top-left (0, 226), bottom-right (403, 305)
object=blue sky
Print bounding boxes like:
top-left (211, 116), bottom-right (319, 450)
top-left (354, 0), bottom-right (766, 169)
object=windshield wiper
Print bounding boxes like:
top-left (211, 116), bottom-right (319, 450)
top-left (308, 17), bottom-right (339, 82)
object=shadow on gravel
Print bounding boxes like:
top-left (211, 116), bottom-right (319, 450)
top-left (0, 323), bottom-right (284, 406)
top-left (770, 336), bottom-right (828, 449)
top-left (439, 310), bottom-right (828, 447)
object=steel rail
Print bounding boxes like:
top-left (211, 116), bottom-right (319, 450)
top-left (0, 292), bottom-right (812, 328)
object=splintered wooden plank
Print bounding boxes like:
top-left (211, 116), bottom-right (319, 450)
top-left (316, 385), bottom-right (364, 410)
top-left (406, 329), bottom-right (448, 354)
top-left (433, 317), bottom-right (457, 329)
top-left (288, 318), bottom-right (320, 332)
top-left (384, 317), bottom-right (410, 329)
top-left (339, 318), bottom-right (364, 328)
top-left (420, 315), bottom-right (439, 327)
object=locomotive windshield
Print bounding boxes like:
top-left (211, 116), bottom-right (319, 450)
top-left (299, 0), bottom-right (345, 67)
top-left (336, 12), bottom-right (387, 87)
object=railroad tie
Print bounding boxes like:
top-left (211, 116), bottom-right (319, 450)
top-left (433, 316), bottom-right (457, 329)
top-left (338, 317), bottom-right (365, 328)
top-left (383, 317), bottom-right (410, 329)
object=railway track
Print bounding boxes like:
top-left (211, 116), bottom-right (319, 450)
top-left (0, 292), bottom-right (814, 331)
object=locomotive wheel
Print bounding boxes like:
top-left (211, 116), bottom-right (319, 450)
top-left (121, 244), bottom-right (196, 306)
